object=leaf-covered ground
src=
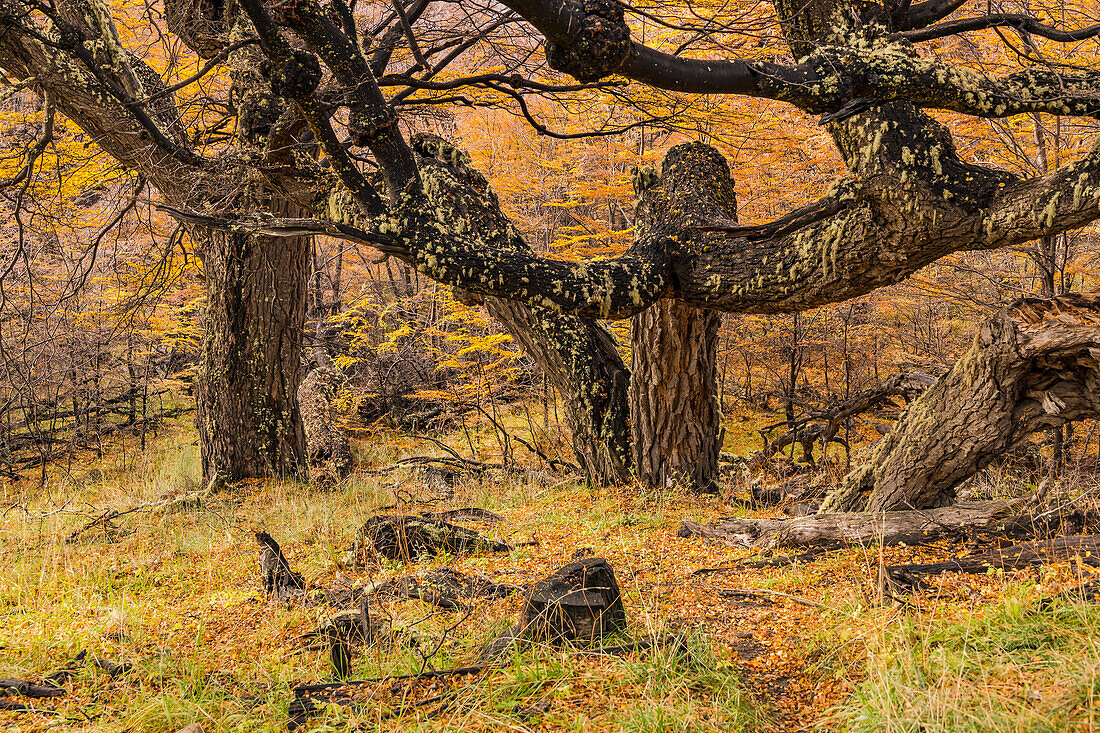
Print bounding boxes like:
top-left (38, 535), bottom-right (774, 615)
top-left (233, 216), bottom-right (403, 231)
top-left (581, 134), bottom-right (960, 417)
top-left (2, 422), bottom-right (1099, 732)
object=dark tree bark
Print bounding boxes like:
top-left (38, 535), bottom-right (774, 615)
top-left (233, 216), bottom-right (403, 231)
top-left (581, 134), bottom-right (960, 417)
top-left (192, 195), bottom-right (309, 483)
top-left (0, 1), bottom-right (317, 483)
top-left (630, 302), bottom-right (721, 492)
top-left (483, 297), bottom-right (632, 486)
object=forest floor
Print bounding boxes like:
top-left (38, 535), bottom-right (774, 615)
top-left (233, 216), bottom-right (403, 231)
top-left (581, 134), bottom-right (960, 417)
top-left (2, 412), bottom-right (1100, 732)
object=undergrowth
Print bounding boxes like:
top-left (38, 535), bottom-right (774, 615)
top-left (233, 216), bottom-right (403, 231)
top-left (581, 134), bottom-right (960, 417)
top-left (836, 589), bottom-right (1100, 732)
top-left (3, 418), bottom-right (1098, 732)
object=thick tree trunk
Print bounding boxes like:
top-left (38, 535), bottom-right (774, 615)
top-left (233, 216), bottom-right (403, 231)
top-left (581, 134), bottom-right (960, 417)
top-left (627, 143), bottom-right (737, 493)
top-left (822, 293), bottom-right (1100, 512)
top-left (484, 297), bottom-right (631, 486)
top-left (630, 301), bottom-right (721, 492)
top-left (193, 194), bottom-right (310, 482)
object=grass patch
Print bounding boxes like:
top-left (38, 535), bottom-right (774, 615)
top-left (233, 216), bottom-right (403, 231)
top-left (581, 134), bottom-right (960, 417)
top-left (835, 589), bottom-right (1100, 732)
top-left (0, 428), bottom-right (766, 732)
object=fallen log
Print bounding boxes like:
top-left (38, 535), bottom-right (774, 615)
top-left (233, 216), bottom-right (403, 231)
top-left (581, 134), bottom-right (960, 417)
top-left (678, 499), bottom-right (1026, 549)
top-left (0, 679), bottom-right (64, 698)
top-left (823, 293), bottom-right (1100, 512)
top-left (421, 508), bottom-right (503, 523)
top-left (64, 477), bottom-right (219, 544)
top-left (0, 699), bottom-right (58, 714)
top-left (887, 533), bottom-right (1100, 591)
top-left (375, 567), bottom-right (519, 609)
top-left (692, 547), bottom-right (832, 574)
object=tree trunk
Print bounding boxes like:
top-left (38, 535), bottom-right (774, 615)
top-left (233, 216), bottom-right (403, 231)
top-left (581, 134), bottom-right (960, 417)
top-left (483, 297), bottom-right (632, 486)
top-left (627, 142), bottom-right (737, 493)
top-left (822, 293), bottom-right (1100, 512)
top-left (193, 194), bottom-right (310, 482)
top-left (630, 301), bottom-right (722, 492)
top-left (411, 135), bottom-right (632, 486)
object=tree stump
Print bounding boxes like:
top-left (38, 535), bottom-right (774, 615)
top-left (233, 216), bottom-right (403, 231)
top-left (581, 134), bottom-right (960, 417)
top-left (343, 515), bottom-right (511, 565)
top-left (256, 531), bottom-right (305, 601)
top-left (478, 557), bottom-right (627, 662)
top-left (298, 366), bottom-right (353, 488)
top-left (520, 557), bottom-right (626, 643)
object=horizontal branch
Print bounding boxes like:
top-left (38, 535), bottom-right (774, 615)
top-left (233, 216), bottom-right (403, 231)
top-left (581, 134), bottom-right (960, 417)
top-left (495, 0), bottom-right (1100, 121)
top-left (154, 204), bottom-right (410, 258)
top-left (899, 14), bottom-right (1100, 43)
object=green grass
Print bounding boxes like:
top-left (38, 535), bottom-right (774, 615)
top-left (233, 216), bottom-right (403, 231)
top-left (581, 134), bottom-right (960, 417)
top-left (835, 589), bottom-right (1100, 732)
top-left (0, 427), bottom-right (760, 732)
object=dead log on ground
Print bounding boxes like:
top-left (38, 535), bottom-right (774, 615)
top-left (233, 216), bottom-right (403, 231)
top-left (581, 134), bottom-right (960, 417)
top-left (421, 508), bottom-right (503, 523)
top-left (678, 499), bottom-right (1026, 549)
top-left (375, 567), bottom-right (520, 609)
top-left (887, 533), bottom-right (1100, 591)
top-left (0, 679), bottom-right (64, 698)
top-left (0, 699), bottom-right (58, 714)
top-left (521, 557), bottom-right (626, 642)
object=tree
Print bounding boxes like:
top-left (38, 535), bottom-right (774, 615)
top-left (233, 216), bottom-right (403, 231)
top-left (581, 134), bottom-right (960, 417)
top-left (5, 0), bottom-right (1100, 505)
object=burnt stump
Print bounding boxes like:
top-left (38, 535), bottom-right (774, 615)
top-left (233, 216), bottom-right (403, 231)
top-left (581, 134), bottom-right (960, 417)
top-left (521, 557), bottom-right (626, 643)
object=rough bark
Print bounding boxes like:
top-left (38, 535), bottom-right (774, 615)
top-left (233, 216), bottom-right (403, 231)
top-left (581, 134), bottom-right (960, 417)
top-left (627, 143), bottom-right (736, 492)
top-left (484, 297), bottom-right (631, 486)
top-left (411, 135), bottom-right (632, 486)
top-left (630, 302), bottom-right (721, 492)
top-left (298, 366), bottom-right (353, 488)
top-left (479, 557), bottom-right (627, 662)
top-left (256, 531), bottom-right (306, 601)
top-left (822, 293), bottom-right (1100, 512)
top-left (193, 193), bottom-right (309, 483)
top-left (11, 0), bottom-right (1100, 501)
top-left (0, 3), bottom-right (318, 484)
top-left (520, 557), bottom-right (626, 642)
top-left (679, 498), bottom-right (1025, 549)
top-left (342, 514), bottom-right (511, 565)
